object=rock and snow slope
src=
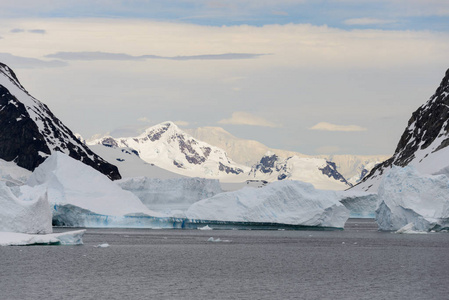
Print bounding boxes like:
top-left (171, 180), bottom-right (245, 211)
top-left (186, 180), bottom-right (350, 228)
top-left (0, 62), bottom-right (120, 180)
top-left (88, 122), bottom-right (250, 182)
top-left (249, 152), bottom-right (350, 190)
top-left (376, 166), bottom-right (449, 231)
top-left (353, 68), bottom-right (449, 192)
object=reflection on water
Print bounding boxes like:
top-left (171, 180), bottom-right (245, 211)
top-left (1, 219), bottom-right (448, 300)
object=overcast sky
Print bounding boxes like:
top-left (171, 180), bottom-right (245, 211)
top-left (0, 0), bottom-right (448, 156)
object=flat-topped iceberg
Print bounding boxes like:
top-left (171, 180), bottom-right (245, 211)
top-left (186, 180), bottom-right (350, 228)
top-left (376, 166), bottom-right (449, 231)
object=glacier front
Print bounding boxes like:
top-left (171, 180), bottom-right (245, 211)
top-left (376, 166), bottom-right (449, 231)
top-left (186, 180), bottom-right (350, 229)
top-left (118, 176), bottom-right (223, 212)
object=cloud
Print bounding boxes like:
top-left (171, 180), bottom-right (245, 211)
top-left (0, 53), bottom-right (67, 69)
top-left (344, 18), bottom-right (396, 26)
top-left (315, 145), bottom-right (341, 154)
top-left (309, 122), bottom-right (367, 132)
top-left (173, 120), bottom-right (190, 127)
top-left (272, 10), bottom-right (289, 16)
top-left (28, 29), bottom-right (46, 34)
top-left (45, 51), bottom-right (267, 61)
top-left (218, 111), bottom-right (280, 127)
top-left (10, 28), bottom-right (24, 33)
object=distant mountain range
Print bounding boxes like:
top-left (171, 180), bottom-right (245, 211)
top-left (0, 62), bottom-right (121, 180)
top-left (87, 122), bottom-right (356, 190)
top-left (353, 68), bottom-right (449, 192)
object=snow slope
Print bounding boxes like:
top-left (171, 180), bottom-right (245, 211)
top-left (186, 180), bottom-right (350, 228)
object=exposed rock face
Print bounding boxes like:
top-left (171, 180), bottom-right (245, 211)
top-left (0, 62), bottom-right (121, 180)
top-left (354, 68), bottom-right (449, 192)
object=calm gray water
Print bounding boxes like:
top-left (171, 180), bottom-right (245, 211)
top-left (1, 219), bottom-right (449, 300)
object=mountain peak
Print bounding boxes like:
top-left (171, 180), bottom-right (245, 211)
top-left (0, 62), bottom-right (121, 180)
top-left (353, 67), bottom-right (449, 192)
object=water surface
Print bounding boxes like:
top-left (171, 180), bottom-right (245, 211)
top-left (1, 219), bottom-right (448, 300)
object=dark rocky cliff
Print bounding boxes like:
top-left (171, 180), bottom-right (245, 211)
top-left (0, 62), bottom-right (121, 180)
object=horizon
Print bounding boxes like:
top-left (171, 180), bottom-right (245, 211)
top-left (0, 1), bottom-right (448, 156)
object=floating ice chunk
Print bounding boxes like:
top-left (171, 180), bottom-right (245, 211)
top-left (207, 237), bottom-right (230, 243)
top-left (376, 166), bottom-right (449, 231)
top-left (395, 223), bottom-right (427, 234)
top-left (94, 243), bottom-right (110, 248)
top-left (198, 225), bottom-right (213, 230)
top-left (0, 230), bottom-right (85, 246)
top-left (187, 180), bottom-right (349, 228)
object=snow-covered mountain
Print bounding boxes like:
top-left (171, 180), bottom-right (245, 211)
top-left (0, 63), bottom-right (121, 180)
top-left (249, 152), bottom-right (350, 190)
top-left (185, 126), bottom-right (388, 182)
top-left (353, 67), bottom-right (449, 192)
top-left (87, 122), bottom-right (250, 181)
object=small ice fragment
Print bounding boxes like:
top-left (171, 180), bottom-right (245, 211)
top-left (198, 225), bottom-right (213, 230)
top-left (353, 242), bottom-right (358, 245)
top-left (94, 243), bottom-right (110, 248)
top-left (342, 242), bottom-right (345, 244)
top-left (207, 237), bottom-right (221, 242)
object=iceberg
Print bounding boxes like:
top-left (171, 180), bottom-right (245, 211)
top-left (0, 181), bottom-right (52, 234)
top-left (338, 190), bottom-right (378, 218)
top-left (376, 166), bottom-right (449, 231)
top-left (0, 230), bottom-right (85, 246)
top-left (118, 176), bottom-right (223, 212)
top-left (186, 180), bottom-right (350, 229)
top-left (23, 152), bottom-right (165, 226)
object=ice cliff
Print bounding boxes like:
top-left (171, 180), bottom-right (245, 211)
top-left (118, 177), bottom-right (223, 212)
top-left (376, 166), bottom-right (449, 231)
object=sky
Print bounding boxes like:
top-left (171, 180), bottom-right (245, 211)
top-left (0, 0), bottom-right (448, 156)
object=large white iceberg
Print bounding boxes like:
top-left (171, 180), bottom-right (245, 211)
top-left (22, 152), bottom-right (166, 227)
top-left (186, 180), bottom-right (350, 228)
top-left (376, 166), bottom-right (449, 231)
top-left (0, 181), bottom-right (51, 234)
top-left (118, 177), bottom-right (223, 212)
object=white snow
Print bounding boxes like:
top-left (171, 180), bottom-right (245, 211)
top-left (395, 223), bottom-right (427, 234)
top-left (0, 181), bottom-right (52, 234)
top-left (118, 176), bottom-right (223, 212)
top-left (24, 152), bottom-right (163, 218)
top-left (376, 166), bottom-right (449, 231)
top-left (0, 230), bottom-right (85, 246)
top-left (186, 180), bottom-right (350, 228)
top-left (0, 158), bottom-right (31, 186)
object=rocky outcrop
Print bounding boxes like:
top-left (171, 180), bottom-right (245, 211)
top-left (353, 68), bottom-right (449, 192)
top-left (0, 62), bottom-right (121, 180)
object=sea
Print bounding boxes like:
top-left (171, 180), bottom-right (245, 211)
top-left (1, 219), bottom-right (448, 300)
